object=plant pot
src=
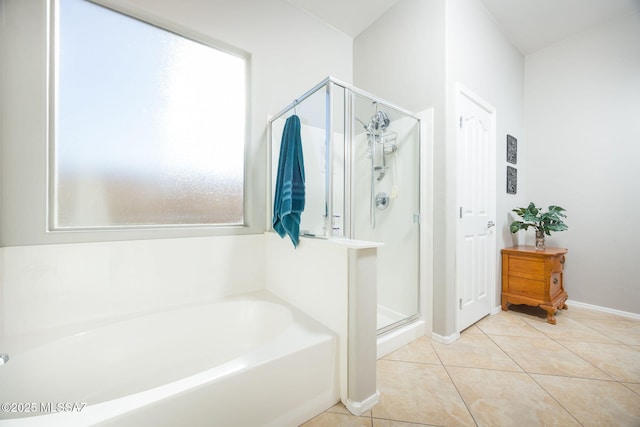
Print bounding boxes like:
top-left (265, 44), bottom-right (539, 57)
top-left (535, 229), bottom-right (545, 250)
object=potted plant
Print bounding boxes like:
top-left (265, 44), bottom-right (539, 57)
top-left (509, 202), bottom-right (568, 250)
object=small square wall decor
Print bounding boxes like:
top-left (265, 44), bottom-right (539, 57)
top-left (507, 166), bottom-right (517, 194)
top-left (506, 135), bottom-right (517, 164)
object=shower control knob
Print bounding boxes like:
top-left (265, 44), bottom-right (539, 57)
top-left (487, 220), bottom-right (496, 228)
top-left (375, 192), bottom-right (390, 210)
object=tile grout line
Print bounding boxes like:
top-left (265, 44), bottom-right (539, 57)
top-left (375, 356), bottom-right (462, 427)
top-left (552, 338), bottom-right (617, 382)
top-left (566, 315), bottom-right (635, 346)
top-left (487, 312), bottom-right (630, 375)
top-left (526, 370), bottom-right (585, 427)
top-left (370, 412), bottom-right (442, 427)
top-left (430, 340), bottom-right (480, 427)
top-left (555, 314), bottom-right (640, 383)
top-left (477, 315), bottom-right (591, 426)
top-left (487, 315), bottom-right (622, 383)
top-left (519, 311), bottom-right (639, 351)
top-left (479, 320), bottom-right (585, 426)
top-left (621, 382), bottom-right (640, 397)
top-left (481, 311), bottom-right (638, 426)
top-left (483, 331), bottom-right (528, 373)
top-left (440, 364), bottom-right (480, 427)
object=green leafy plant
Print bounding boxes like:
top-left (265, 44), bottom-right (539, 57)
top-left (510, 202), bottom-right (568, 236)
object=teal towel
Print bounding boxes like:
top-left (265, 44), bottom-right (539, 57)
top-left (272, 115), bottom-right (305, 247)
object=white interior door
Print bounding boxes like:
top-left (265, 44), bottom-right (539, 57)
top-left (456, 86), bottom-right (496, 332)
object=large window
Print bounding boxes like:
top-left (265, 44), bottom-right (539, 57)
top-left (52, 0), bottom-right (247, 229)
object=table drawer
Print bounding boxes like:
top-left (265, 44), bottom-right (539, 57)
top-left (550, 272), bottom-right (562, 297)
top-left (550, 255), bottom-right (565, 273)
top-left (507, 275), bottom-right (545, 298)
top-left (508, 257), bottom-right (544, 280)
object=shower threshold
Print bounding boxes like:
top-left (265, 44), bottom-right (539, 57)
top-left (376, 315), bottom-right (425, 358)
top-left (377, 306), bottom-right (420, 336)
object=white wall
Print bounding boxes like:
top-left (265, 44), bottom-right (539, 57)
top-left (443, 0), bottom-right (525, 335)
top-left (354, 0), bottom-right (446, 115)
top-left (524, 11), bottom-right (640, 314)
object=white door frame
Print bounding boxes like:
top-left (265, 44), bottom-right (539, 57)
top-left (455, 83), bottom-right (497, 333)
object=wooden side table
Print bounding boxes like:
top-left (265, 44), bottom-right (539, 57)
top-left (501, 246), bottom-right (568, 324)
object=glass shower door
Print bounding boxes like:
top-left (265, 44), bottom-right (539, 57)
top-left (351, 94), bottom-right (421, 333)
top-left (269, 77), bottom-right (421, 335)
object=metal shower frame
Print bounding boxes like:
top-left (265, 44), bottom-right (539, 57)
top-left (268, 76), bottom-right (421, 241)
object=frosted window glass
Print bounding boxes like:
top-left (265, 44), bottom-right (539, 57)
top-left (53, 0), bottom-right (246, 229)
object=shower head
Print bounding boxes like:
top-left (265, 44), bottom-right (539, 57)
top-left (368, 110), bottom-right (390, 131)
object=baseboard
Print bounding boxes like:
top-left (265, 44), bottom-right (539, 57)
top-left (343, 390), bottom-right (380, 416)
top-left (491, 305), bottom-right (502, 315)
top-left (431, 331), bottom-right (460, 344)
top-left (566, 299), bottom-right (640, 321)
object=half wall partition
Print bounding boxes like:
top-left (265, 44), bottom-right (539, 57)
top-left (269, 77), bottom-right (421, 334)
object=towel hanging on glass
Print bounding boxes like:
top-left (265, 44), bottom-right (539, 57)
top-left (272, 114), bottom-right (305, 247)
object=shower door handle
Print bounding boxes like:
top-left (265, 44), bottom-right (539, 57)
top-left (487, 220), bottom-right (495, 229)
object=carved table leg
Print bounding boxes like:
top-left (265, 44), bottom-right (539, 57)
top-left (540, 305), bottom-right (557, 325)
top-left (501, 296), bottom-right (509, 311)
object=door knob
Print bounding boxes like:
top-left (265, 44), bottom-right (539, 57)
top-left (487, 220), bottom-right (496, 228)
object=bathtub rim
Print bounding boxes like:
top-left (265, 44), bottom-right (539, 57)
top-left (0, 290), bottom-right (339, 426)
top-left (0, 290), bottom-right (290, 356)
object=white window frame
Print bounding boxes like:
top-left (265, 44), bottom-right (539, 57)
top-left (48, 0), bottom-right (251, 232)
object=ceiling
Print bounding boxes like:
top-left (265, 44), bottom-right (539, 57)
top-left (479, 0), bottom-right (640, 54)
top-left (287, 0), bottom-right (640, 54)
top-left (287, 0), bottom-right (400, 39)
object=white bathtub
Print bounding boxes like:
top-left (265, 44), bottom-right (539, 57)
top-left (0, 291), bottom-right (338, 426)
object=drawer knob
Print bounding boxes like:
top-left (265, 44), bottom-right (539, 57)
top-left (553, 277), bottom-right (559, 285)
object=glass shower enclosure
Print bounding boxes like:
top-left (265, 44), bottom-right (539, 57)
top-left (269, 77), bottom-right (421, 334)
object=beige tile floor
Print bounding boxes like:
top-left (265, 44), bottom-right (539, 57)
top-left (300, 304), bottom-right (640, 427)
